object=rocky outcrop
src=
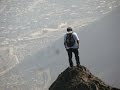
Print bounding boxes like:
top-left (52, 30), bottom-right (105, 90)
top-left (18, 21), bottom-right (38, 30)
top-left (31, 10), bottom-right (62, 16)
top-left (49, 66), bottom-right (120, 90)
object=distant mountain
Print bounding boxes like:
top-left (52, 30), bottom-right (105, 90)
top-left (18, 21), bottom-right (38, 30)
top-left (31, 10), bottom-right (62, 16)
top-left (49, 65), bottom-right (120, 90)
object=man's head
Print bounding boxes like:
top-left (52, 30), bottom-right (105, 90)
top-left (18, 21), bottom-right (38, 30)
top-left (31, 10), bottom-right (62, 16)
top-left (67, 27), bottom-right (73, 34)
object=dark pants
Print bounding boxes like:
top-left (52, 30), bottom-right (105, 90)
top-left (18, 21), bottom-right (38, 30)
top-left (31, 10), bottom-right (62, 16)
top-left (66, 48), bottom-right (80, 67)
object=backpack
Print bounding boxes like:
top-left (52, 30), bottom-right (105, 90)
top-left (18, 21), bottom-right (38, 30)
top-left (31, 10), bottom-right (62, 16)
top-left (66, 33), bottom-right (75, 47)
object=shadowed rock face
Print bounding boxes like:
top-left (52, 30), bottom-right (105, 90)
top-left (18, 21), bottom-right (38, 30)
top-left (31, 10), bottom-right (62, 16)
top-left (49, 66), bottom-right (120, 90)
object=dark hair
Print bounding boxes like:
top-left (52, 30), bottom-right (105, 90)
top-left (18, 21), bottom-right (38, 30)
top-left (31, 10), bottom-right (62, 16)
top-left (67, 27), bottom-right (72, 32)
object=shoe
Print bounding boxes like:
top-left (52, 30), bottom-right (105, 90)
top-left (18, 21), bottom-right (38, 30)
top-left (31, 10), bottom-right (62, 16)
top-left (77, 64), bottom-right (80, 67)
top-left (70, 65), bottom-right (73, 68)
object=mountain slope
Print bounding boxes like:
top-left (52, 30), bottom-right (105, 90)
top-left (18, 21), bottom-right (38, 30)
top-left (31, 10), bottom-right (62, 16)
top-left (49, 66), bottom-right (120, 90)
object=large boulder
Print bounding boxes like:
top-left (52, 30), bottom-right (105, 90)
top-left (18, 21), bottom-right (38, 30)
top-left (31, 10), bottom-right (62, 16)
top-left (49, 66), bottom-right (120, 90)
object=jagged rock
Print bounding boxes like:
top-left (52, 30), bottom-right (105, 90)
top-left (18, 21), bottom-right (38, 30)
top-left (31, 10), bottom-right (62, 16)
top-left (49, 65), bottom-right (120, 90)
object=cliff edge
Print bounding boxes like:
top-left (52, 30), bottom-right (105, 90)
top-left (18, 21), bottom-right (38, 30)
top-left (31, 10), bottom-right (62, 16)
top-left (49, 66), bottom-right (120, 90)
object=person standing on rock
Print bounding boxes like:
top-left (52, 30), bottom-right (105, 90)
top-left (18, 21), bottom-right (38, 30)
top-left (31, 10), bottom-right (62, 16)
top-left (64, 27), bottom-right (80, 67)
